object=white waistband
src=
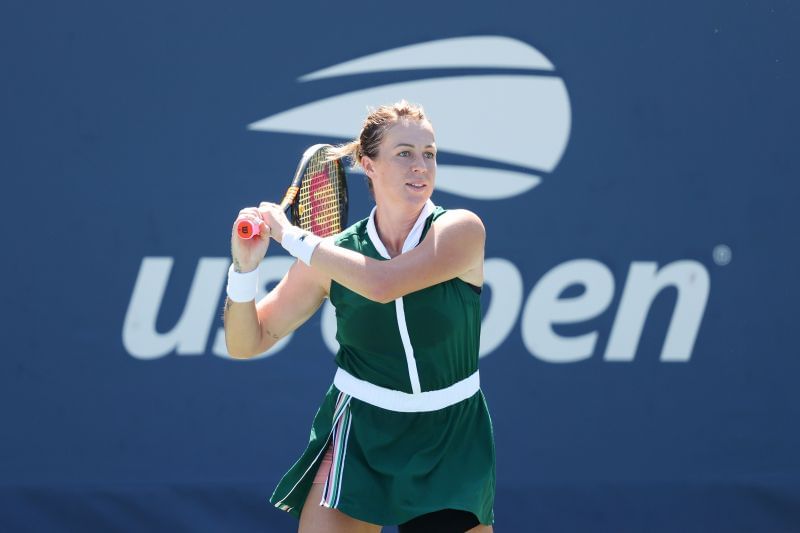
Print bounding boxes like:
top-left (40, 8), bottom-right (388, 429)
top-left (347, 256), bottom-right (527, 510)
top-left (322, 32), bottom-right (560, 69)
top-left (333, 368), bottom-right (480, 413)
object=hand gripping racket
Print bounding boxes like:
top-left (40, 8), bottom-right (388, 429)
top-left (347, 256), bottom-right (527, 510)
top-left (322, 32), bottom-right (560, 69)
top-left (237, 144), bottom-right (348, 239)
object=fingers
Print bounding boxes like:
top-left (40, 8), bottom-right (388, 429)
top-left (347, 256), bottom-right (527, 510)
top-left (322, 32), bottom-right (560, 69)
top-left (233, 202), bottom-right (284, 242)
top-left (237, 207), bottom-right (261, 222)
top-left (257, 203), bottom-right (289, 230)
top-left (230, 206), bottom-right (271, 272)
top-left (260, 221), bottom-right (272, 239)
top-left (257, 201), bottom-right (280, 221)
top-left (234, 207), bottom-right (271, 231)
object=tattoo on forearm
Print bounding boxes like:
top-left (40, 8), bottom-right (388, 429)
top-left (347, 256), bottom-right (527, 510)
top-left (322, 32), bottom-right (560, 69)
top-left (265, 329), bottom-right (280, 340)
top-left (233, 258), bottom-right (242, 273)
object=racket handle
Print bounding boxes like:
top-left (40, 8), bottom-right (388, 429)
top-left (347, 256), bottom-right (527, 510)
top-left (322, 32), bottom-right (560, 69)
top-left (236, 218), bottom-right (260, 239)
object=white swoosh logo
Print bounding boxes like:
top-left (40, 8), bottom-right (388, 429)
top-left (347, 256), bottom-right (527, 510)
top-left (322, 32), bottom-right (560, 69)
top-left (249, 37), bottom-right (570, 200)
top-left (299, 35), bottom-right (554, 81)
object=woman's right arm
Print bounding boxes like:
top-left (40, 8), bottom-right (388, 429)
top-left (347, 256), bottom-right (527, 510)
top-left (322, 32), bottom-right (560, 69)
top-left (223, 208), bottom-right (329, 359)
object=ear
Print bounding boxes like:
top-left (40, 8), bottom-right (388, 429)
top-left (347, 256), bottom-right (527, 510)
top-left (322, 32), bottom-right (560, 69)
top-left (361, 155), bottom-right (375, 176)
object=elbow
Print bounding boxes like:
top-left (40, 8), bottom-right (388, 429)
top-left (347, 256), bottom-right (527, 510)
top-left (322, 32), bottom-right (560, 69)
top-left (365, 276), bottom-right (398, 304)
top-left (225, 342), bottom-right (253, 359)
top-left (377, 289), bottom-right (401, 304)
top-left (227, 347), bottom-right (256, 360)
top-left (225, 336), bottom-right (268, 360)
top-left (223, 310), bottom-right (271, 358)
top-left (361, 261), bottom-right (401, 304)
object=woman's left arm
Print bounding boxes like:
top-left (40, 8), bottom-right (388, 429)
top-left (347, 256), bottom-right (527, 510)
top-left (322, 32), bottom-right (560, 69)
top-left (265, 206), bottom-right (485, 304)
top-left (316, 209), bottom-right (484, 303)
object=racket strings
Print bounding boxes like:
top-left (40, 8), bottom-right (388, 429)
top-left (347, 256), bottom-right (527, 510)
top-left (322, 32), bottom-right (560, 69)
top-left (296, 150), bottom-right (346, 237)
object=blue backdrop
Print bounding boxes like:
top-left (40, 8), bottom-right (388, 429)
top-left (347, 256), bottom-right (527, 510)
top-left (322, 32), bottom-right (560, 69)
top-left (2, 1), bottom-right (799, 531)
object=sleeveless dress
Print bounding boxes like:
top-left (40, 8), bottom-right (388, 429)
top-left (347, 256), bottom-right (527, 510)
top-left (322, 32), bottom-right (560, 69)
top-left (269, 201), bottom-right (496, 526)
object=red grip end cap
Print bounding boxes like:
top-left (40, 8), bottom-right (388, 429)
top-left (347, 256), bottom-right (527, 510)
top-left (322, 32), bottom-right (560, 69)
top-left (237, 219), bottom-right (259, 239)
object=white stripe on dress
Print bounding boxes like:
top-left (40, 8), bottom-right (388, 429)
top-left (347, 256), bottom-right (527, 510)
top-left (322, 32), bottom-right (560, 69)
top-left (273, 392), bottom-right (351, 510)
top-left (366, 200), bottom-right (435, 394)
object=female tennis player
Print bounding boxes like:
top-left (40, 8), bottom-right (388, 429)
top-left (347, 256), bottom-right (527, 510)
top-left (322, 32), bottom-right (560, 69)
top-left (224, 101), bottom-right (495, 533)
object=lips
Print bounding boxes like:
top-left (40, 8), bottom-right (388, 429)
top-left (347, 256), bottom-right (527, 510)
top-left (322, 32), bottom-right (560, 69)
top-left (406, 182), bottom-right (426, 189)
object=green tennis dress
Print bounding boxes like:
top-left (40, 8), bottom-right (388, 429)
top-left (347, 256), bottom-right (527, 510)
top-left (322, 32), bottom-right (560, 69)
top-left (269, 201), bottom-right (496, 526)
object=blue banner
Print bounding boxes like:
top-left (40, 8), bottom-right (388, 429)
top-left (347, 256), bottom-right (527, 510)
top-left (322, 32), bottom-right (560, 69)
top-left (2, 1), bottom-right (799, 531)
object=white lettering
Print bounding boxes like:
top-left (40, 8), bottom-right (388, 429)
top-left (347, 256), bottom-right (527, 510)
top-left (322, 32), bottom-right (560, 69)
top-left (123, 257), bottom-right (228, 359)
top-left (124, 256), bottom-right (712, 364)
top-left (521, 259), bottom-right (615, 363)
top-left (604, 261), bottom-right (710, 362)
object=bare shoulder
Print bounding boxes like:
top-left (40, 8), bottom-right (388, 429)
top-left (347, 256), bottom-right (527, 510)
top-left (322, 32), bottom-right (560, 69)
top-left (434, 208), bottom-right (485, 238)
top-left (431, 209), bottom-right (485, 286)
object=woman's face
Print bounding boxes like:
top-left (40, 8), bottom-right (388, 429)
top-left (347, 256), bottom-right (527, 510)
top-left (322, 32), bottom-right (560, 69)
top-left (363, 119), bottom-right (437, 210)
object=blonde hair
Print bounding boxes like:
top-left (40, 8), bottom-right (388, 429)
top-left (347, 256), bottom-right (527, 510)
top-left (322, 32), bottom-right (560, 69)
top-left (329, 100), bottom-right (430, 194)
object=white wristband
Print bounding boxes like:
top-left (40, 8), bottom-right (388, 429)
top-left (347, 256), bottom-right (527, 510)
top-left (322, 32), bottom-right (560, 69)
top-left (226, 264), bottom-right (259, 302)
top-left (281, 226), bottom-right (322, 266)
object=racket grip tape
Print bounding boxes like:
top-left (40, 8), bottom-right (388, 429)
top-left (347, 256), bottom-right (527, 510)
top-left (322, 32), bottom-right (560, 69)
top-left (279, 186), bottom-right (300, 210)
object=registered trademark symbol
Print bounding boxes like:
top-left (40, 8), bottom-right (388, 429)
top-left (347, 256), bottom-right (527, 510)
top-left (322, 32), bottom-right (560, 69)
top-left (713, 244), bottom-right (732, 266)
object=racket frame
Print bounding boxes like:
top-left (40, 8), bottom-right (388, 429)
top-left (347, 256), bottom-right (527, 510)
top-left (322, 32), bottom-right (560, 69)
top-left (286, 144), bottom-right (348, 237)
top-left (235, 144), bottom-right (348, 240)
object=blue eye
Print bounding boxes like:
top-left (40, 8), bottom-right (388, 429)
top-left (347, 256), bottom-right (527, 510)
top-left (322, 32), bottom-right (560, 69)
top-left (398, 151), bottom-right (409, 157)
top-left (424, 152), bottom-right (436, 159)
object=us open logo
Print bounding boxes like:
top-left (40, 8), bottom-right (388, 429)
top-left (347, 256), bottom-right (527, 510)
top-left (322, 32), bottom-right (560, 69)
top-left (123, 36), bottom-right (711, 364)
top-left (247, 36), bottom-right (571, 200)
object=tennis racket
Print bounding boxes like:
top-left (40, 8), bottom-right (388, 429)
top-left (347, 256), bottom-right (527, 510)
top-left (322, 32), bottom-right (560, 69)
top-left (237, 144), bottom-right (348, 239)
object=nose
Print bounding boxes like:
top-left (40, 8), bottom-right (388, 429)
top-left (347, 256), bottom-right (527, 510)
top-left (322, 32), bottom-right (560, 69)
top-left (410, 153), bottom-right (427, 173)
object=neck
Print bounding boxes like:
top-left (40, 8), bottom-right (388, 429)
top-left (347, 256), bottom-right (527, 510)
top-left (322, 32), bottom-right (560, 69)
top-left (374, 203), bottom-right (426, 257)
